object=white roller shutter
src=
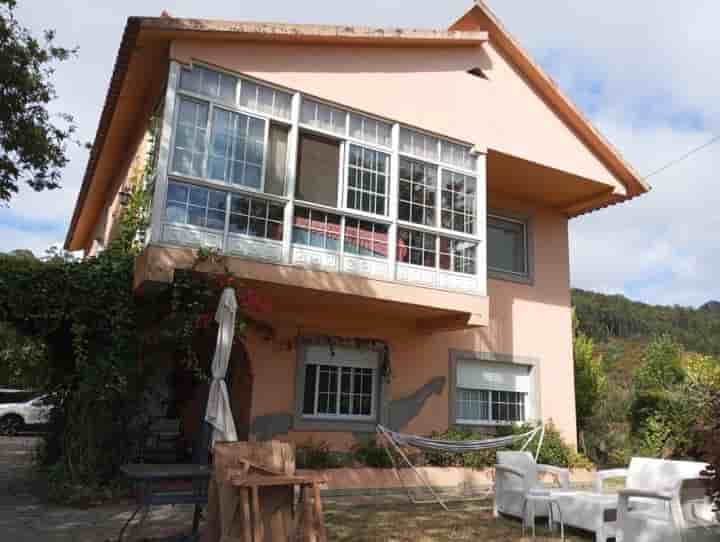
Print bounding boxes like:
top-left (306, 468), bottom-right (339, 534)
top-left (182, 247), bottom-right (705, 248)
top-left (457, 360), bottom-right (530, 393)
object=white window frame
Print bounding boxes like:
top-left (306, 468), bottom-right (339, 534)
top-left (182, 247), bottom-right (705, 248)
top-left (154, 61), bottom-right (487, 295)
top-left (456, 388), bottom-right (528, 426)
top-left (301, 347), bottom-right (379, 422)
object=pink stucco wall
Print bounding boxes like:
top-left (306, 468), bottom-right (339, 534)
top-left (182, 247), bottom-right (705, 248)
top-left (245, 193), bottom-right (576, 447)
top-left (171, 40), bottom-right (624, 195)
top-left (165, 39), bottom-right (580, 447)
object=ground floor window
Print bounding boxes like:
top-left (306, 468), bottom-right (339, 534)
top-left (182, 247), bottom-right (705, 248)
top-left (456, 388), bottom-right (526, 423)
top-left (455, 359), bottom-right (531, 425)
top-left (300, 345), bottom-right (378, 420)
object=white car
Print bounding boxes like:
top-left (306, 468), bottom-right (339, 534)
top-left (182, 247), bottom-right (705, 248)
top-left (0, 389), bottom-right (52, 435)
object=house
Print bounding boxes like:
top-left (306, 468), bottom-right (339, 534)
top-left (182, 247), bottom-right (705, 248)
top-left (64, 2), bottom-right (648, 451)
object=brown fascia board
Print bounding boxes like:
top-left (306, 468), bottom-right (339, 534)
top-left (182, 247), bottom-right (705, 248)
top-left (64, 17), bottom-right (488, 249)
top-left (137, 17), bottom-right (489, 46)
top-left (65, 18), bottom-right (142, 250)
top-left (450, 1), bottom-right (650, 201)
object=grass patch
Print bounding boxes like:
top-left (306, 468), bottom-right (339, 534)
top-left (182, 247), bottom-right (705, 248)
top-left (325, 500), bottom-right (591, 541)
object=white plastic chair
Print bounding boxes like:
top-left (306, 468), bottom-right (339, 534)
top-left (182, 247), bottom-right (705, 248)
top-left (600, 458), bottom-right (719, 542)
top-left (494, 450), bottom-right (570, 520)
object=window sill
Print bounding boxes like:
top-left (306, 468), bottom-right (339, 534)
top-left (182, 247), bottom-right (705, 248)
top-left (293, 416), bottom-right (377, 433)
top-left (456, 419), bottom-right (526, 427)
top-left (488, 268), bottom-right (533, 286)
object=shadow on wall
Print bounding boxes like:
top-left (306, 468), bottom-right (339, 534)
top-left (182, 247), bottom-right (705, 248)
top-left (387, 376), bottom-right (446, 431)
top-left (249, 377), bottom-right (446, 441)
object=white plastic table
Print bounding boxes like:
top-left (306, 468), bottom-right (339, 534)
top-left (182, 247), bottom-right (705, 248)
top-left (521, 489), bottom-right (565, 540)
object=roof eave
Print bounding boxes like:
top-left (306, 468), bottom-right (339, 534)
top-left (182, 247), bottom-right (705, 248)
top-left (450, 1), bottom-right (650, 205)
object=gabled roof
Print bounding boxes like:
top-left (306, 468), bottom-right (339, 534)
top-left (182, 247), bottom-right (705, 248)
top-left (450, 1), bottom-right (650, 203)
top-left (65, 4), bottom-right (649, 250)
top-left (64, 18), bottom-right (487, 250)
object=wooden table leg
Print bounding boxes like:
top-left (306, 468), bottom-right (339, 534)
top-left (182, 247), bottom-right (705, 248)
top-left (312, 483), bottom-right (327, 542)
top-left (240, 487), bottom-right (253, 542)
top-left (302, 486), bottom-right (315, 542)
top-left (251, 485), bottom-right (264, 542)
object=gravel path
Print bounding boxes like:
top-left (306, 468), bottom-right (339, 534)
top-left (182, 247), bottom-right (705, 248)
top-left (0, 436), bottom-right (200, 541)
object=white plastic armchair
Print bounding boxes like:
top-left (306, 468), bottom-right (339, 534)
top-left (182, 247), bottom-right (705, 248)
top-left (614, 459), bottom-right (718, 542)
top-left (594, 468), bottom-right (629, 493)
top-left (494, 451), bottom-right (571, 519)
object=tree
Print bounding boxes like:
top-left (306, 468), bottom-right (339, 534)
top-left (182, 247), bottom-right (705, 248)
top-left (0, 0), bottom-right (77, 202)
top-left (574, 331), bottom-right (607, 429)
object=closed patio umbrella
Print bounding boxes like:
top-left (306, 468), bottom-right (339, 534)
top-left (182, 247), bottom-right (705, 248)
top-left (205, 286), bottom-right (238, 446)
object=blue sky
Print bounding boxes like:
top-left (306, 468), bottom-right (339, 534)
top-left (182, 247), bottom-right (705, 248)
top-left (3, 1), bottom-right (719, 307)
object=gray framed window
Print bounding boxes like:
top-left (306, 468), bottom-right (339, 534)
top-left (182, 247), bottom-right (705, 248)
top-left (298, 345), bottom-right (379, 422)
top-left (488, 214), bottom-right (530, 280)
top-left (397, 228), bottom-right (437, 268)
top-left (171, 97), bottom-right (209, 178)
top-left (398, 158), bottom-right (437, 226)
top-left (441, 170), bottom-right (476, 234)
top-left (456, 389), bottom-right (526, 423)
top-left (229, 194), bottom-right (284, 241)
top-left (292, 207), bottom-right (341, 251)
top-left (164, 180), bottom-right (226, 231)
top-left (208, 108), bottom-right (265, 189)
top-left (302, 365), bottom-right (374, 417)
top-left (346, 145), bottom-right (389, 216)
top-left (450, 353), bottom-right (536, 427)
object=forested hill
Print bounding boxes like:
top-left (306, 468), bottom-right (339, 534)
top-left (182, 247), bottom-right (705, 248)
top-left (572, 288), bottom-right (720, 355)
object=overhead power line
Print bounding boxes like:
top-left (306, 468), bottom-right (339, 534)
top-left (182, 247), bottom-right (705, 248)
top-left (643, 134), bottom-right (720, 180)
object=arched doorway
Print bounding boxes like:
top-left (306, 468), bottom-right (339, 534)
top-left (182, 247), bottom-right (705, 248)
top-left (226, 341), bottom-right (253, 441)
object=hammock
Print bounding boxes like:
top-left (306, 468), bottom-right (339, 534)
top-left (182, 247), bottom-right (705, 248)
top-left (376, 424), bottom-right (545, 510)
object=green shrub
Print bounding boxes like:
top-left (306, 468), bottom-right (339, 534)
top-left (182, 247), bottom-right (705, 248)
top-left (513, 422), bottom-right (592, 469)
top-left (352, 437), bottom-right (395, 468)
top-left (422, 423), bottom-right (589, 470)
top-left (296, 440), bottom-right (347, 469)
top-left (635, 414), bottom-right (672, 457)
top-left (631, 335), bottom-right (686, 431)
top-left (574, 330), bottom-right (607, 430)
top-left (423, 427), bottom-right (497, 469)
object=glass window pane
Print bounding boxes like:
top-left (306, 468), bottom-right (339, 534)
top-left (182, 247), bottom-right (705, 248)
top-left (398, 158), bottom-right (437, 226)
top-left (172, 98), bottom-right (208, 177)
top-left (229, 213), bottom-right (248, 234)
top-left (189, 186), bottom-right (208, 206)
top-left (206, 209), bottom-right (226, 231)
top-left (348, 113), bottom-right (392, 147)
top-left (208, 190), bottom-right (226, 210)
top-left (167, 181), bottom-right (189, 203)
top-left (179, 67), bottom-right (201, 93)
top-left (208, 108), bottom-right (266, 189)
top-left (303, 364), bottom-right (317, 415)
top-left (265, 124), bottom-right (289, 195)
top-left (165, 201), bottom-right (187, 223)
top-left (440, 170), bottom-right (476, 234)
top-left (346, 145), bottom-right (390, 217)
top-left (300, 99), bottom-right (346, 135)
top-left (488, 216), bottom-right (527, 274)
top-left (295, 135), bottom-right (340, 207)
top-left (188, 205), bottom-right (205, 227)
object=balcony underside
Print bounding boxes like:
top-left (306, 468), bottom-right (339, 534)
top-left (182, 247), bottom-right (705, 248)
top-left (135, 244), bottom-right (489, 333)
